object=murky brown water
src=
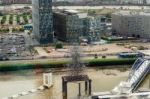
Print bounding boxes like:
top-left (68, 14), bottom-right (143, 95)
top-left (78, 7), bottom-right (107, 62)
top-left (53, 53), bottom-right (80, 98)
top-left (0, 67), bottom-right (149, 99)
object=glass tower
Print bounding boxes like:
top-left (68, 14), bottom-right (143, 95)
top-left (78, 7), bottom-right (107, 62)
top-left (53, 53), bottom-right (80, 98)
top-left (32, 0), bottom-right (53, 43)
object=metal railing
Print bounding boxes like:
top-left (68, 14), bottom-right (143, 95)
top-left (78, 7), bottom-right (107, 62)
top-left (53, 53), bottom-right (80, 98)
top-left (128, 59), bottom-right (150, 92)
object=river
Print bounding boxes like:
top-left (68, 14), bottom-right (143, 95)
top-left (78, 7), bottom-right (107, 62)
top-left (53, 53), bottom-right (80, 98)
top-left (0, 67), bottom-right (150, 99)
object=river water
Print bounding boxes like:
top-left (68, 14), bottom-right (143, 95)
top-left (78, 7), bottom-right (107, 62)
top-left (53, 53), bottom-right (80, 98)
top-left (0, 67), bottom-right (150, 99)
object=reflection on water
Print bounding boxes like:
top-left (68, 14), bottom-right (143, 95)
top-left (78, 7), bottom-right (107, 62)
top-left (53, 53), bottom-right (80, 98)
top-left (2, 66), bottom-right (150, 99)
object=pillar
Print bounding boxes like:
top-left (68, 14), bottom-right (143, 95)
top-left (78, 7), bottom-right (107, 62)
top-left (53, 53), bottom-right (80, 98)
top-left (78, 83), bottom-right (81, 96)
top-left (89, 79), bottom-right (92, 95)
top-left (62, 77), bottom-right (67, 99)
top-left (64, 81), bottom-right (67, 99)
top-left (62, 78), bottom-right (64, 93)
top-left (85, 81), bottom-right (88, 94)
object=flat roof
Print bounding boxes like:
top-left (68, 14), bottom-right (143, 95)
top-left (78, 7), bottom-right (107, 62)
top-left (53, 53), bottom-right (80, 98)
top-left (54, 9), bottom-right (87, 18)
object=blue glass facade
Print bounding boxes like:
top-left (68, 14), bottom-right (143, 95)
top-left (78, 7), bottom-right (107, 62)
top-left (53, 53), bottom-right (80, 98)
top-left (32, 0), bottom-right (53, 43)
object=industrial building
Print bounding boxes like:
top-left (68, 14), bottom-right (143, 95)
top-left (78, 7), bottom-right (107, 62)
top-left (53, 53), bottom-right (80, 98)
top-left (112, 11), bottom-right (150, 39)
top-left (32, 0), bottom-right (53, 44)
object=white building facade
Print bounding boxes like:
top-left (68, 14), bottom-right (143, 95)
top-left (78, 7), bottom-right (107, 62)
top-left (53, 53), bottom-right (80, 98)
top-left (112, 11), bottom-right (150, 39)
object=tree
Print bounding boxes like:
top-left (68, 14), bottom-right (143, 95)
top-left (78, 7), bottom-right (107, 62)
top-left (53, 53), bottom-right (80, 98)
top-left (19, 27), bottom-right (24, 32)
top-left (16, 15), bottom-right (20, 24)
top-left (12, 28), bottom-right (16, 32)
top-left (1, 16), bottom-right (6, 24)
top-left (22, 15), bottom-right (28, 24)
top-left (9, 15), bottom-right (13, 24)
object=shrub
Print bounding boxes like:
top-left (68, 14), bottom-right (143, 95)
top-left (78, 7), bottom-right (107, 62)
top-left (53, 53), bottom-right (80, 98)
top-left (12, 28), bottom-right (16, 32)
top-left (16, 15), bottom-right (20, 24)
top-left (105, 13), bottom-right (111, 18)
top-left (138, 46), bottom-right (145, 50)
top-left (55, 42), bottom-right (63, 49)
top-left (22, 15), bottom-right (28, 24)
top-left (19, 27), bottom-right (24, 32)
top-left (29, 15), bottom-right (32, 19)
top-left (1, 16), bottom-right (6, 24)
top-left (102, 56), bottom-right (106, 58)
top-left (94, 54), bottom-right (98, 59)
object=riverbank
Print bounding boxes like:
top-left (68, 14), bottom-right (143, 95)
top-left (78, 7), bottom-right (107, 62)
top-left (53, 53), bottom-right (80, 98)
top-left (0, 58), bottom-right (136, 71)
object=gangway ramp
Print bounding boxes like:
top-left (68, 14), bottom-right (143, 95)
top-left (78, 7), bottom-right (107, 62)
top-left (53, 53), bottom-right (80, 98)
top-left (112, 57), bottom-right (150, 94)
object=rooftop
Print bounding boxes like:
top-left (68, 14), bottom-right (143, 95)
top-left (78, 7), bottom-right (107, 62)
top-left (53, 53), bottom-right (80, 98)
top-left (54, 9), bottom-right (87, 18)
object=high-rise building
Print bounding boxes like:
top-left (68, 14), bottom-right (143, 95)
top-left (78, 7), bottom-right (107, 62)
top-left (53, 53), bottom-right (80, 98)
top-left (32, 0), bottom-right (53, 44)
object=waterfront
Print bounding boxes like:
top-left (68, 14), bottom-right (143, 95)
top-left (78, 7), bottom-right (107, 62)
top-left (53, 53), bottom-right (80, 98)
top-left (0, 67), bottom-right (129, 99)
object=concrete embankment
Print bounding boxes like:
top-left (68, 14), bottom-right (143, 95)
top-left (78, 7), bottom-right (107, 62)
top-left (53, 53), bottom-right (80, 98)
top-left (0, 58), bottom-right (136, 71)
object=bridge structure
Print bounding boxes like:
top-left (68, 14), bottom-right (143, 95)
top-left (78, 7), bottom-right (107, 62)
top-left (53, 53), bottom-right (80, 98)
top-left (92, 56), bottom-right (150, 99)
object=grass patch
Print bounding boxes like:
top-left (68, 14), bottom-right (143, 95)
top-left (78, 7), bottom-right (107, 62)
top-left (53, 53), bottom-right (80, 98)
top-left (0, 58), bottom-right (136, 71)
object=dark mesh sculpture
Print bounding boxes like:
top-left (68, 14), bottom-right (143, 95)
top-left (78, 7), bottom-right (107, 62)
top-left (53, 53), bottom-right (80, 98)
top-left (68, 46), bottom-right (85, 76)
